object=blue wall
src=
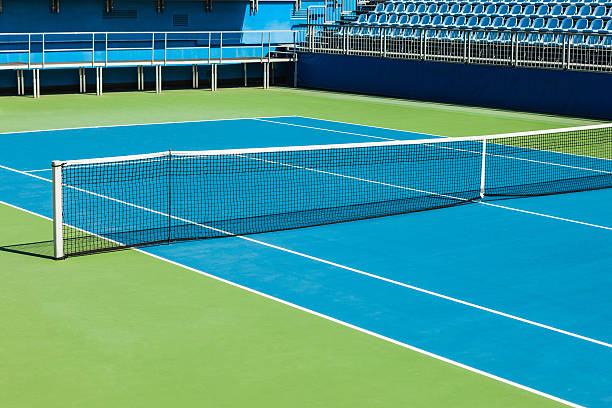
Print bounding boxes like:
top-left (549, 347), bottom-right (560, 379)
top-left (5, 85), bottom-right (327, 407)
top-left (0, 0), bottom-right (308, 32)
top-left (297, 53), bottom-right (612, 120)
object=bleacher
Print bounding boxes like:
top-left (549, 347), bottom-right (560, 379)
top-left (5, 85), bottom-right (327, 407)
top-left (301, 0), bottom-right (612, 72)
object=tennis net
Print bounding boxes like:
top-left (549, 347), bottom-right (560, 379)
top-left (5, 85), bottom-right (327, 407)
top-left (52, 123), bottom-right (612, 258)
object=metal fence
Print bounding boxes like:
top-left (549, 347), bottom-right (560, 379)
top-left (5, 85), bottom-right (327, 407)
top-left (297, 23), bottom-right (612, 73)
top-left (0, 30), bottom-right (298, 69)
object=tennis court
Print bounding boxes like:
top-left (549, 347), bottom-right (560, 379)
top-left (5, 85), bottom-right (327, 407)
top-left (1, 101), bottom-right (611, 408)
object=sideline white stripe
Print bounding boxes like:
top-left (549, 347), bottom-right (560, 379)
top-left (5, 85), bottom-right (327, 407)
top-left (253, 117), bottom-right (397, 140)
top-left (0, 198), bottom-right (587, 408)
top-left (1, 162), bottom-right (611, 350)
top-left (23, 169), bottom-right (52, 173)
top-left (481, 202), bottom-right (612, 231)
top-left (0, 115), bottom-right (290, 136)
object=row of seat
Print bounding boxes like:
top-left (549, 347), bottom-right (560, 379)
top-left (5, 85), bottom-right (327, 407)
top-left (383, 0), bottom-right (612, 5)
top-left (372, 3), bottom-right (612, 20)
top-left (344, 20), bottom-right (612, 46)
top-left (357, 13), bottom-right (612, 32)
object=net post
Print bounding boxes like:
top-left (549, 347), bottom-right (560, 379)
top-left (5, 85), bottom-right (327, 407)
top-left (52, 160), bottom-right (64, 259)
top-left (480, 138), bottom-right (487, 199)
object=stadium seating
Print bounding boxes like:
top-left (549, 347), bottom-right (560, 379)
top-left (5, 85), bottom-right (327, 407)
top-left (337, 0), bottom-right (612, 47)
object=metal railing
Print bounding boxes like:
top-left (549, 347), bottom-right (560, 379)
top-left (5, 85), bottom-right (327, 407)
top-left (0, 30), bottom-right (298, 69)
top-left (307, 0), bottom-right (358, 25)
top-left (297, 23), bottom-right (612, 73)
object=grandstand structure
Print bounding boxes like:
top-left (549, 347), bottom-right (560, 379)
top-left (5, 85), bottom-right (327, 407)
top-left (0, 0), bottom-right (334, 97)
top-left (301, 0), bottom-right (612, 72)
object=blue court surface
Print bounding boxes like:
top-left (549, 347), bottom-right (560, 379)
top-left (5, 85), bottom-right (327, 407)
top-left (1, 116), bottom-right (611, 407)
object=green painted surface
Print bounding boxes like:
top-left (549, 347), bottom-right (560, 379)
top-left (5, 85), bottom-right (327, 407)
top-left (0, 204), bottom-right (566, 408)
top-left (0, 87), bottom-right (599, 136)
top-left (0, 87), bottom-right (585, 407)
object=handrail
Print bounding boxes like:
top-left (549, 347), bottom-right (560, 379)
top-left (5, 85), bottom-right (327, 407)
top-left (0, 30), bottom-right (296, 36)
top-left (0, 30), bottom-right (299, 69)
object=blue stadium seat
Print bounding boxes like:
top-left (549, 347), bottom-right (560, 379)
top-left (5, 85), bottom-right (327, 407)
top-left (516, 18), bottom-right (533, 42)
top-left (603, 19), bottom-right (612, 31)
top-left (469, 4), bottom-right (485, 17)
top-left (426, 4), bottom-right (438, 14)
top-left (563, 5), bottom-right (578, 18)
top-left (393, 3), bottom-right (405, 14)
top-left (408, 15), bottom-right (421, 26)
top-left (415, 4), bottom-right (428, 14)
top-left (387, 14), bottom-right (399, 24)
top-left (396, 14), bottom-right (410, 25)
top-left (546, 5), bottom-right (563, 18)
top-left (494, 4), bottom-right (509, 16)
top-left (540, 18), bottom-right (559, 44)
top-left (404, 3), bottom-right (416, 14)
top-left (569, 18), bottom-right (589, 32)
top-left (367, 14), bottom-right (378, 24)
top-left (375, 14), bottom-right (389, 26)
top-left (466, 15), bottom-right (480, 28)
top-left (577, 5), bottom-right (592, 18)
top-left (530, 17), bottom-right (546, 31)
top-left (448, 3), bottom-right (461, 15)
top-left (484, 4), bottom-right (497, 15)
top-left (558, 17), bottom-right (574, 31)
top-left (355, 14), bottom-right (368, 25)
top-left (523, 4), bottom-right (536, 16)
top-left (476, 16), bottom-right (492, 29)
top-left (427, 15), bottom-right (444, 27)
top-left (535, 5), bottom-right (549, 18)
top-left (442, 4), bottom-right (452, 14)
top-left (373, 3), bottom-right (385, 14)
top-left (600, 33), bottom-right (612, 48)
top-left (585, 18), bottom-right (604, 32)
top-left (504, 16), bottom-right (518, 29)
top-left (442, 15), bottom-right (455, 27)
top-left (590, 6), bottom-right (606, 19)
top-left (509, 5), bottom-right (523, 17)
top-left (484, 16), bottom-right (504, 42)
top-left (461, 4), bottom-right (473, 15)
top-left (454, 15), bottom-right (467, 29)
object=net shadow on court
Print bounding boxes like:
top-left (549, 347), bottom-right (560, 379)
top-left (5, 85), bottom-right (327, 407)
top-left (0, 240), bottom-right (56, 260)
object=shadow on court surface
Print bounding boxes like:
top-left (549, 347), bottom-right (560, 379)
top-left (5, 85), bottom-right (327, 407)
top-left (0, 240), bottom-right (55, 260)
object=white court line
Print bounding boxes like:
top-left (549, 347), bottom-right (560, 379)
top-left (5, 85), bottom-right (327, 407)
top-left (1, 162), bottom-right (611, 350)
top-left (0, 198), bottom-right (586, 408)
top-left (252, 118), bottom-right (397, 140)
top-left (481, 202), bottom-right (612, 231)
top-left (23, 169), bottom-right (52, 173)
top-left (293, 115), bottom-right (447, 138)
top-left (0, 115), bottom-right (293, 136)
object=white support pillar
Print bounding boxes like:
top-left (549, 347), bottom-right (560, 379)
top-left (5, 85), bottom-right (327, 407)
top-left (262, 62), bottom-right (269, 89)
top-left (137, 66), bottom-right (144, 91)
top-left (16, 69), bottom-right (25, 95)
top-left (243, 63), bottom-right (247, 87)
top-left (192, 64), bottom-right (199, 89)
top-left (155, 65), bottom-right (162, 94)
top-left (52, 160), bottom-right (64, 260)
top-left (32, 68), bottom-right (40, 98)
top-left (79, 68), bottom-right (86, 93)
top-left (211, 64), bottom-right (217, 91)
top-left (96, 67), bottom-right (103, 96)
